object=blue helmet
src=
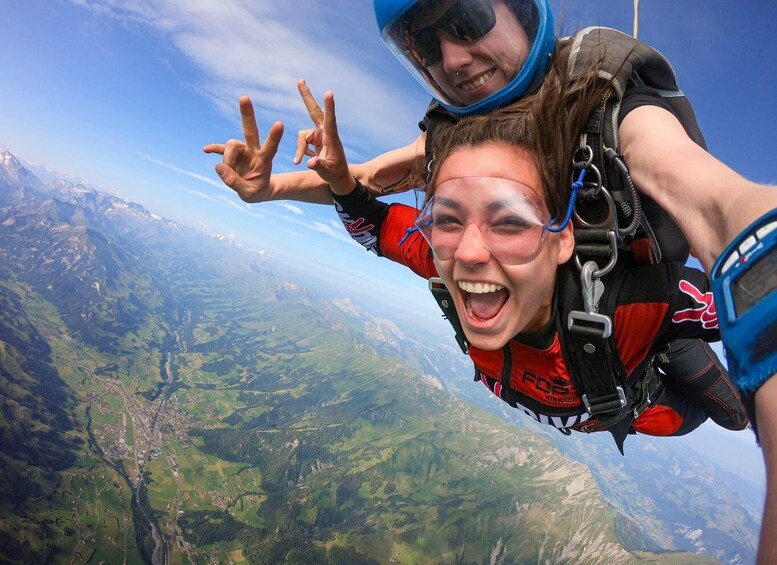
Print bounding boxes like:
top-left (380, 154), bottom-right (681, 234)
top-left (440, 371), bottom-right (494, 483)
top-left (374, 0), bottom-right (556, 116)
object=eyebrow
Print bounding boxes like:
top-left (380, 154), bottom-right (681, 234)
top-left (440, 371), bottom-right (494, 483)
top-left (486, 200), bottom-right (510, 214)
top-left (434, 197), bottom-right (462, 210)
top-left (435, 197), bottom-right (518, 213)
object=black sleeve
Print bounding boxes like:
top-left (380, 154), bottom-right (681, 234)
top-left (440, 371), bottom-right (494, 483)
top-left (331, 180), bottom-right (390, 256)
top-left (618, 84), bottom-right (707, 149)
top-left (617, 85), bottom-right (676, 127)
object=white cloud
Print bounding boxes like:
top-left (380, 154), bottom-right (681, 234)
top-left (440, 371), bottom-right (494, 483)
top-left (309, 220), bottom-right (359, 246)
top-left (70, 0), bottom-right (428, 156)
top-left (184, 187), bottom-right (266, 219)
top-left (181, 192), bottom-right (355, 246)
top-left (278, 202), bottom-right (304, 216)
top-left (184, 187), bottom-right (219, 203)
top-left (141, 152), bottom-right (226, 190)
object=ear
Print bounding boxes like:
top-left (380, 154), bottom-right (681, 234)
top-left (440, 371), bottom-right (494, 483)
top-left (556, 223), bottom-right (575, 265)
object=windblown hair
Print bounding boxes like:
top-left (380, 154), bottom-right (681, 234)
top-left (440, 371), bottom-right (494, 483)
top-left (426, 39), bottom-right (614, 220)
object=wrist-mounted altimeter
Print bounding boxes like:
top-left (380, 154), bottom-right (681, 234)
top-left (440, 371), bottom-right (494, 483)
top-left (711, 208), bottom-right (777, 396)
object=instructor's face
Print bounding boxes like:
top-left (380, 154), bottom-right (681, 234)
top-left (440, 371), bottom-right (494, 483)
top-left (426, 0), bottom-right (530, 106)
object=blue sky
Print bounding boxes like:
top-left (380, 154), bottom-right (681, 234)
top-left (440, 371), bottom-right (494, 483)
top-left (3, 1), bottom-right (776, 284)
top-left (2, 1), bottom-right (774, 479)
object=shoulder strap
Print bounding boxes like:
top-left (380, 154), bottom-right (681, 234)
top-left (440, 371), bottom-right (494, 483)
top-left (422, 101), bottom-right (459, 179)
top-left (566, 27), bottom-right (702, 264)
top-left (568, 26), bottom-right (680, 99)
top-left (429, 278), bottom-right (469, 354)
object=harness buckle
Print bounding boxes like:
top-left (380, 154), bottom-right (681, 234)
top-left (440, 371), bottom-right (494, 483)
top-left (567, 311), bottom-right (612, 339)
top-left (632, 359), bottom-right (663, 419)
top-left (568, 260), bottom-right (613, 338)
top-left (633, 393), bottom-right (651, 419)
top-left (582, 386), bottom-right (627, 415)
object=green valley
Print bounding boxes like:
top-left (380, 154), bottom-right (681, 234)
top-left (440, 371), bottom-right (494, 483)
top-left (0, 150), bottom-right (754, 564)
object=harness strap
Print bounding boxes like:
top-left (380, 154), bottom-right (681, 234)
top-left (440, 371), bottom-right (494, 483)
top-left (429, 277), bottom-right (469, 354)
top-left (575, 358), bottom-right (663, 454)
top-left (556, 261), bottom-right (653, 453)
top-left (557, 263), bottom-right (628, 413)
top-left (567, 27), bottom-right (706, 265)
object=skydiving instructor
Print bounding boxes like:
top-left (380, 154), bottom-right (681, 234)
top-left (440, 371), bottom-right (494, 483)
top-left (203, 0), bottom-right (777, 561)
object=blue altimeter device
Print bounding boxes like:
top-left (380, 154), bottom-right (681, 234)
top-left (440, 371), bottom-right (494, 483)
top-left (711, 208), bottom-right (777, 395)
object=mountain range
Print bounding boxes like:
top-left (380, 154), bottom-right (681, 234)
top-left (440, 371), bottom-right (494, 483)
top-left (0, 149), bottom-right (760, 564)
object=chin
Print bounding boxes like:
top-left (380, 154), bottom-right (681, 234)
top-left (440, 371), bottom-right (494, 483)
top-left (462, 328), bottom-right (512, 351)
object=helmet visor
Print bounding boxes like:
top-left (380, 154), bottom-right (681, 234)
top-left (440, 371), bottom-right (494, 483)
top-left (381, 0), bottom-right (543, 111)
top-left (415, 176), bottom-right (551, 265)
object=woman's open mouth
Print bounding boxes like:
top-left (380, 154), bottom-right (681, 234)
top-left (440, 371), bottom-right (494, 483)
top-left (458, 281), bottom-right (509, 322)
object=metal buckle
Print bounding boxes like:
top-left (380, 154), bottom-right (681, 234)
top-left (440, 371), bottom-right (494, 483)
top-left (428, 277), bottom-right (446, 293)
top-left (568, 311), bottom-right (612, 339)
top-left (568, 260), bottom-right (613, 338)
top-left (582, 386), bottom-right (627, 415)
top-left (633, 391), bottom-right (651, 419)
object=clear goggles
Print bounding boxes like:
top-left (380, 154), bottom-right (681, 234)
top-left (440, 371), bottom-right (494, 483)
top-left (380, 0), bottom-right (543, 112)
top-left (415, 176), bottom-right (556, 265)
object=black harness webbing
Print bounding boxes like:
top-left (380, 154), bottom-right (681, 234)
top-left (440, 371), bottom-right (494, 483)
top-left (556, 262), bottom-right (653, 453)
top-left (568, 26), bottom-right (706, 264)
top-left (556, 264), bottom-right (627, 415)
top-left (429, 278), bottom-right (469, 354)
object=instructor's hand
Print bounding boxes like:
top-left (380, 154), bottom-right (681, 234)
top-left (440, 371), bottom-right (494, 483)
top-left (203, 96), bottom-right (283, 203)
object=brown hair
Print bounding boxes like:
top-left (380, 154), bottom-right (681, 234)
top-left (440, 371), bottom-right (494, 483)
top-left (426, 39), bottom-right (613, 220)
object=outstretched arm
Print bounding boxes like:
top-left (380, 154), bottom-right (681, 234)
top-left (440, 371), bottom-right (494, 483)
top-left (619, 105), bottom-right (777, 273)
top-left (351, 133), bottom-right (427, 195)
top-left (625, 108), bottom-right (777, 565)
top-left (756, 378), bottom-right (777, 565)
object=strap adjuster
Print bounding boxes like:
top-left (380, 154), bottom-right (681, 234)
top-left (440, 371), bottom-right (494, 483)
top-left (567, 311), bottom-right (613, 339)
top-left (582, 386), bottom-right (627, 415)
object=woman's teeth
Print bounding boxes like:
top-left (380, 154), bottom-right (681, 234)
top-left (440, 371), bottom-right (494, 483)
top-left (458, 281), bottom-right (503, 293)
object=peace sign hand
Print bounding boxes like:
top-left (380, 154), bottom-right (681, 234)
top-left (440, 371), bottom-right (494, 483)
top-left (296, 80), bottom-right (356, 196)
top-left (202, 96), bottom-right (283, 203)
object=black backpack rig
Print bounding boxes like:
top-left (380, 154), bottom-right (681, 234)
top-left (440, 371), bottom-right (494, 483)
top-left (426, 27), bottom-right (707, 452)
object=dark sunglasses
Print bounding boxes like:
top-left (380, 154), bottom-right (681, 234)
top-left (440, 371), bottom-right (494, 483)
top-left (411, 0), bottom-right (497, 66)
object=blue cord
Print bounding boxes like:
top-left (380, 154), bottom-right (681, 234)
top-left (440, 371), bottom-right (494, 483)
top-left (398, 226), bottom-right (419, 247)
top-left (548, 169), bottom-right (586, 233)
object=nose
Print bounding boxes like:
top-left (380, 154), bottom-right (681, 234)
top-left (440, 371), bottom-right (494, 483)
top-left (439, 32), bottom-right (473, 74)
top-left (454, 223), bottom-right (491, 265)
